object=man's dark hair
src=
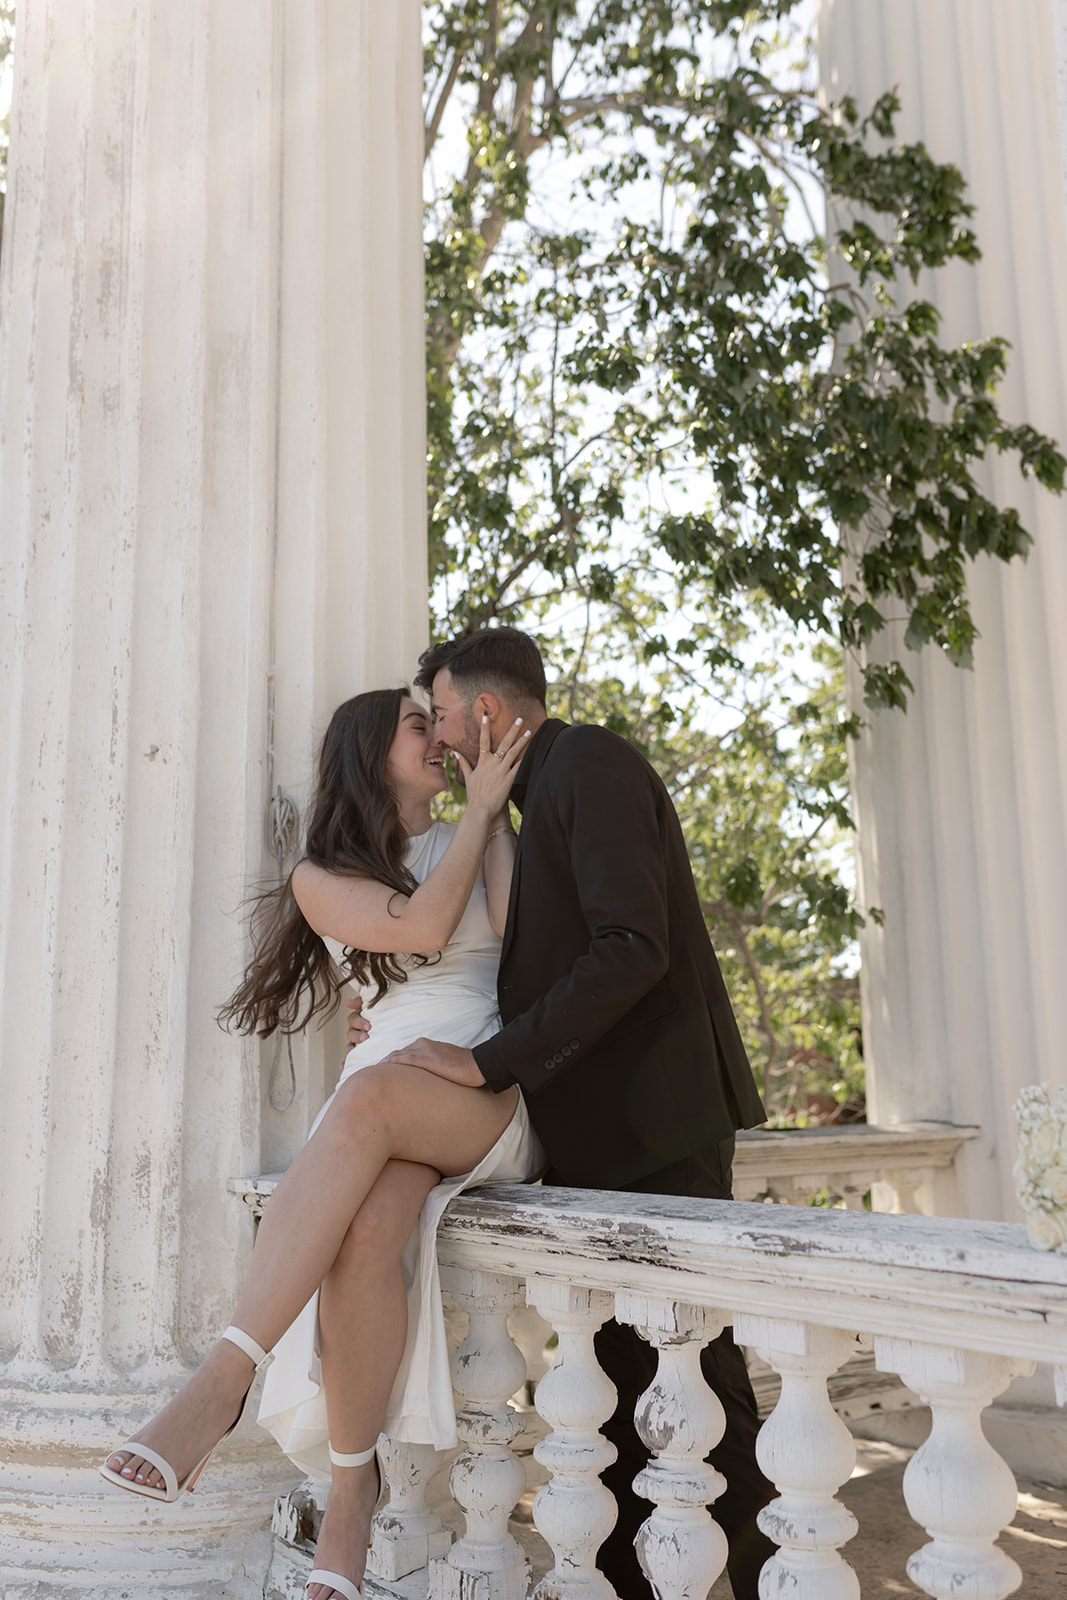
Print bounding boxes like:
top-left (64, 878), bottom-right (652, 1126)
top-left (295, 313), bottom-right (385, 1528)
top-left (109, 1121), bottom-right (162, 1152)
top-left (415, 626), bottom-right (547, 709)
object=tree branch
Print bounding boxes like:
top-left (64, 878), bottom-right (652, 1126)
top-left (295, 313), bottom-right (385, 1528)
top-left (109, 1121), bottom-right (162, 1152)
top-left (425, 48), bottom-right (467, 161)
top-left (725, 913), bottom-right (782, 1099)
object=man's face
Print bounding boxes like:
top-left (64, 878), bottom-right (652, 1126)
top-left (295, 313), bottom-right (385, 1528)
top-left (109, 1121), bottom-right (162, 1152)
top-left (430, 668), bottom-right (482, 771)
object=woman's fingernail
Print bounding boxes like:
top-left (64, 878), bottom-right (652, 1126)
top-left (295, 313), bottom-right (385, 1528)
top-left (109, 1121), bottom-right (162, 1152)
top-left (524, 729), bottom-right (531, 737)
top-left (482, 715), bottom-right (488, 723)
top-left (515, 717), bottom-right (523, 724)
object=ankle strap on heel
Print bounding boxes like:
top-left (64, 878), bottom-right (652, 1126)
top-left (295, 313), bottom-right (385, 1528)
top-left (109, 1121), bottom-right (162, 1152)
top-left (223, 1325), bottom-right (274, 1373)
top-left (328, 1443), bottom-right (377, 1467)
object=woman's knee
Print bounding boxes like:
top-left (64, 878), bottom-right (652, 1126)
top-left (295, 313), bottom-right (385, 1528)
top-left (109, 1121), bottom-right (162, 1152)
top-left (326, 1064), bottom-right (397, 1142)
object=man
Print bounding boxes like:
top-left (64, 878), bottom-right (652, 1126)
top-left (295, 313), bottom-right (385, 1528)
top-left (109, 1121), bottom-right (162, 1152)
top-left (352, 626), bottom-right (775, 1598)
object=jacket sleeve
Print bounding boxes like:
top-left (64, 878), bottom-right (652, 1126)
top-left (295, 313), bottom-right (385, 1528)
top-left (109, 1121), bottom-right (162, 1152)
top-left (474, 727), bottom-right (671, 1095)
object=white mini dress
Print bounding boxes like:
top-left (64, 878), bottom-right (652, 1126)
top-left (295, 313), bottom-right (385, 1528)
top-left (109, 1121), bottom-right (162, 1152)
top-left (257, 821), bottom-right (545, 1477)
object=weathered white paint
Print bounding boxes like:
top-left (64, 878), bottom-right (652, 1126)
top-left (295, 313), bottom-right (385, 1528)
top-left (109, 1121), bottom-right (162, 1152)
top-left (370, 1438), bottom-right (453, 1582)
top-left (875, 1341), bottom-right (1031, 1599)
top-left (261, 1187), bottom-right (1067, 1595)
top-left (617, 1297), bottom-right (728, 1600)
top-left (527, 1279), bottom-right (620, 1600)
top-left (439, 1189), bottom-right (1067, 1366)
top-left (814, 0), bottom-right (1067, 1227)
top-left (735, 1317), bottom-right (859, 1600)
top-left (0, 0), bottom-right (427, 1592)
top-left (427, 1267), bottom-right (530, 1600)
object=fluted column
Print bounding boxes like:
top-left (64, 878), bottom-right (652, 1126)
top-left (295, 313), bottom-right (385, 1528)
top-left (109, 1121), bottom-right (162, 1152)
top-left (816, 0), bottom-right (1067, 1222)
top-left (0, 2), bottom-right (426, 1595)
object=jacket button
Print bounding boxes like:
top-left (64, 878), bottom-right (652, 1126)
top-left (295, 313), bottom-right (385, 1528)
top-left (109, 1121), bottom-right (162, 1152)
top-left (544, 1059), bottom-right (555, 1071)
top-left (553, 1051), bottom-right (564, 1064)
top-left (569, 1038), bottom-right (580, 1049)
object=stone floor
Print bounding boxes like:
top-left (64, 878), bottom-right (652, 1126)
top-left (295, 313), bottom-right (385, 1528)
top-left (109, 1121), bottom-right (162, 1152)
top-left (424, 1438), bottom-right (1067, 1598)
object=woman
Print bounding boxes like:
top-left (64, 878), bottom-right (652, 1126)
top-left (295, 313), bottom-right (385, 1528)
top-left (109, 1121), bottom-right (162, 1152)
top-left (101, 687), bottom-right (542, 1600)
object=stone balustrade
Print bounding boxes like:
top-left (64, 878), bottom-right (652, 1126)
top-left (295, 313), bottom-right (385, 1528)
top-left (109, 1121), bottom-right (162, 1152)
top-left (732, 1121), bottom-right (977, 1212)
top-left (241, 1133), bottom-right (1067, 1600)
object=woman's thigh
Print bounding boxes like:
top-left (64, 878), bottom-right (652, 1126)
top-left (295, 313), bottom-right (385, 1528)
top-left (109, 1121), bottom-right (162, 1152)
top-left (324, 1066), bottom-right (521, 1178)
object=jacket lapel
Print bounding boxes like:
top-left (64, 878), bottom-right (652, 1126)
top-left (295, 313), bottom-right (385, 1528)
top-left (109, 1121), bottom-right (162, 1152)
top-left (498, 718), bottom-right (568, 970)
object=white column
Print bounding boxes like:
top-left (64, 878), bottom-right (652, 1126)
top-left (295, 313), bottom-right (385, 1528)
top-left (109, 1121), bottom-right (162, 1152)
top-left (876, 1339), bottom-right (1032, 1599)
top-left (816, 0), bottom-right (1067, 1222)
top-left (0, 2), bottom-right (427, 1595)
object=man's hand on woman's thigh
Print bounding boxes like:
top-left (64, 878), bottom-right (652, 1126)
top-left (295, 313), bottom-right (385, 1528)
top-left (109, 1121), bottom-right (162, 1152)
top-left (380, 1038), bottom-right (487, 1088)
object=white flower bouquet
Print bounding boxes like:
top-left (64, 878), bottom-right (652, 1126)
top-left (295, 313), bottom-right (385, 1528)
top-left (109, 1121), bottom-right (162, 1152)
top-left (1013, 1083), bottom-right (1067, 1253)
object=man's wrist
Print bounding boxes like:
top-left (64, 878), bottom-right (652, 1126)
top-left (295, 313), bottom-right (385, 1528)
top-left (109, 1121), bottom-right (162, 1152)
top-left (472, 1038), bottom-right (515, 1093)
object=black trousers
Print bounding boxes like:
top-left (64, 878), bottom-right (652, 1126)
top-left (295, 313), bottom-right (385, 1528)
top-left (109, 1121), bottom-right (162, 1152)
top-left (549, 1140), bottom-right (776, 1600)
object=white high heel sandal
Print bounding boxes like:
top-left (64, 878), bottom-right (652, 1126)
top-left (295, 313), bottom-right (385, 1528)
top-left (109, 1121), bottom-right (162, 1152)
top-left (98, 1325), bottom-right (274, 1503)
top-left (305, 1442), bottom-right (382, 1600)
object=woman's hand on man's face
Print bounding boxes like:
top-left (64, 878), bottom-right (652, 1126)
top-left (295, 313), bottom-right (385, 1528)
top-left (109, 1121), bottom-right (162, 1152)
top-left (454, 715), bottom-right (530, 818)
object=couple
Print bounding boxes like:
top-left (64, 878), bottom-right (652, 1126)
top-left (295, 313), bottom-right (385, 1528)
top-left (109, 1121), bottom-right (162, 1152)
top-left (101, 627), bottom-right (773, 1600)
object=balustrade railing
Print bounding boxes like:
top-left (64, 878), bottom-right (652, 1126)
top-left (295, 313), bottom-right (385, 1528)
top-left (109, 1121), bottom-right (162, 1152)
top-left (731, 1120), bottom-right (977, 1212)
top-left (241, 1124), bottom-right (1067, 1600)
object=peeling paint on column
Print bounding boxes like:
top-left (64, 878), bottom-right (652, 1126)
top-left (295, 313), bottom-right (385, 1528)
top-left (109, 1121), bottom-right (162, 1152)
top-left (0, 0), bottom-right (428, 1591)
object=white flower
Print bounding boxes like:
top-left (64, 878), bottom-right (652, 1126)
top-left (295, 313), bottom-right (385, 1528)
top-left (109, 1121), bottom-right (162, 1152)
top-left (1026, 1210), bottom-right (1067, 1253)
top-left (1030, 1121), bottom-right (1061, 1165)
top-left (1046, 1168), bottom-right (1067, 1209)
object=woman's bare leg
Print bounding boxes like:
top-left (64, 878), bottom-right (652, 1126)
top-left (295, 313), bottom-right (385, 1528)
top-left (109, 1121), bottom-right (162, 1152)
top-left (106, 1066), bottom-right (518, 1489)
top-left (308, 1157), bottom-right (438, 1600)
top-left (234, 1068), bottom-right (517, 1347)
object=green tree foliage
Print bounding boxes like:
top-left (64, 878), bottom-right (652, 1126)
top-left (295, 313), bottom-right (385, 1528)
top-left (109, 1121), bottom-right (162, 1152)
top-left (424, 0), bottom-right (1062, 706)
top-left (423, 1), bottom-right (1064, 1118)
top-left (546, 621), bottom-right (864, 1116)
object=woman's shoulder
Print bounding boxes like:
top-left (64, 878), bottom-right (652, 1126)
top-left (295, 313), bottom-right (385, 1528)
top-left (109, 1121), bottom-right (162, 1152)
top-left (404, 817), bottom-right (457, 877)
top-left (290, 856), bottom-right (326, 907)
top-left (420, 817), bottom-right (457, 847)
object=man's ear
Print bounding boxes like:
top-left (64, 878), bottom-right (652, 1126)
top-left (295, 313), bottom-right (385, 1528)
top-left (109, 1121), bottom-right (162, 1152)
top-left (473, 691), bottom-right (503, 724)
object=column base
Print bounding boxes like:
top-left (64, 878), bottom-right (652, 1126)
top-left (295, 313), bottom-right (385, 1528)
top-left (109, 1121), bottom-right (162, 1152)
top-left (0, 1381), bottom-right (302, 1599)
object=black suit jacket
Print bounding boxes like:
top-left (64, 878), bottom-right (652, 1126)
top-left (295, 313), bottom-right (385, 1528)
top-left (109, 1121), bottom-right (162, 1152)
top-left (473, 719), bottom-right (766, 1187)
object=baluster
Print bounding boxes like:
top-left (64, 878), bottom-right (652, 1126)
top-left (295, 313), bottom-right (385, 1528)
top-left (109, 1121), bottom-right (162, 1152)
top-left (839, 1172), bottom-right (873, 1210)
top-left (877, 1167), bottom-right (927, 1215)
top-left (509, 1302), bottom-right (555, 1396)
top-left (368, 1437), bottom-right (451, 1582)
top-left (615, 1295), bottom-right (729, 1600)
top-left (875, 1338), bottom-right (1034, 1600)
top-left (733, 1315), bottom-right (859, 1600)
top-left (527, 1277), bottom-right (619, 1600)
top-left (427, 1266), bottom-right (530, 1600)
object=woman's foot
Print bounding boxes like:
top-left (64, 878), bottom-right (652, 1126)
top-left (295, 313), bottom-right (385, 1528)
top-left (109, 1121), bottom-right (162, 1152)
top-left (104, 1338), bottom-right (256, 1491)
top-left (307, 1456), bottom-right (380, 1600)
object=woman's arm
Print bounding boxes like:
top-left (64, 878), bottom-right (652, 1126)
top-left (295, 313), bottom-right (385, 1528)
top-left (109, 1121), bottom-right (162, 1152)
top-left (483, 809), bottom-right (517, 937)
top-left (293, 720), bottom-right (529, 954)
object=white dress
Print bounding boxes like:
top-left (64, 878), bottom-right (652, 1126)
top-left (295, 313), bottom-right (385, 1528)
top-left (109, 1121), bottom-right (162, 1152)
top-left (257, 821), bottom-right (545, 1476)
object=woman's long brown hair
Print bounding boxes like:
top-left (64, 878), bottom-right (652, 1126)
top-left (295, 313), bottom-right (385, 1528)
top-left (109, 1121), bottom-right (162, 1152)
top-left (219, 687), bottom-right (432, 1037)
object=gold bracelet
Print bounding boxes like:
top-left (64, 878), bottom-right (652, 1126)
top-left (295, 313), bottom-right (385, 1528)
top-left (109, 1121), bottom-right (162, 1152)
top-left (486, 825), bottom-right (515, 844)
